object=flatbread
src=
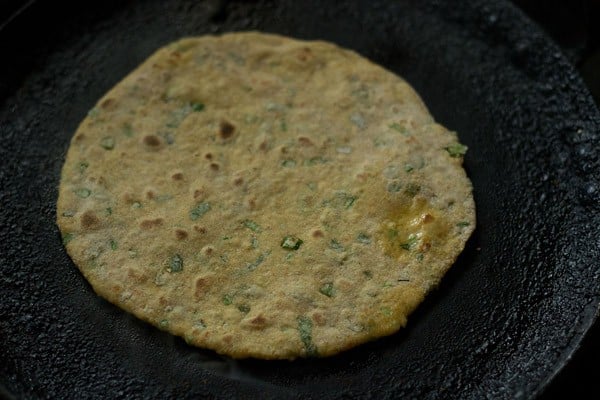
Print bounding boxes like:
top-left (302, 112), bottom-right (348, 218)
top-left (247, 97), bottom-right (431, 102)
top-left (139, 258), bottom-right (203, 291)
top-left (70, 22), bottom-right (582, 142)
top-left (56, 32), bottom-right (475, 359)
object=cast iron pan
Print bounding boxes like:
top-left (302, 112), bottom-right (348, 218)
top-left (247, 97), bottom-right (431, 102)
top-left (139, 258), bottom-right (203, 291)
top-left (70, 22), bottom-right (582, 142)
top-left (1, 0), bottom-right (599, 398)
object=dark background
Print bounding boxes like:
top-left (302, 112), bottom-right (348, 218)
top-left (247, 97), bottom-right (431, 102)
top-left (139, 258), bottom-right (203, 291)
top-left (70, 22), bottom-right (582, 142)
top-left (0, 0), bottom-right (598, 398)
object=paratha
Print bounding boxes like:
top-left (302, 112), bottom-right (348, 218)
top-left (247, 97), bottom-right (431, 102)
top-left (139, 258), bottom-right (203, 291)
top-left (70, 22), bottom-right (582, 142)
top-left (56, 32), bottom-right (475, 359)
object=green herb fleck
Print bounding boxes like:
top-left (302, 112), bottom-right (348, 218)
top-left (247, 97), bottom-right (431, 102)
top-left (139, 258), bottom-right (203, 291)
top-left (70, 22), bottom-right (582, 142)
top-left (404, 183), bottom-right (421, 197)
top-left (191, 102), bottom-right (205, 112)
top-left (281, 159), bottom-right (297, 168)
top-left (457, 221), bottom-right (471, 227)
top-left (105, 207), bottom-right (112, 216)
top-left (190, 202), bottom-right (211, 220)
top-left (110, 239), bottom-right (118, 251)
top-left (343, 194), bottom-right (356, 209)
top-left (416, 252), bottom-right (425, 262)
top-left (100, 136), bottom-right (115, 150)
top-left (61, 211), bottom-right (74, 217)
top-left (280, 120), bottom-right (287, 132)
top-left (220, 254), bottom-right (229, 263)
top-left (387, 228), bottom-right (399, 239)
top-left (78, 161), bottom-right (89, 173)
top-left (62, 232), bottom-right (74, 245)
top-left (356, 233), bottom-right (372, 244)
top-left (329, 239), bottom-right (345, 252)
top-left (237, 304), bottom-right (251, 314)
top-left (222, 294), bottom-right (233, 305)
top-left (363, 270), bottom-right (373, 279)
top-left (307, 182), bottom-right (317, 191)
top-left (297, 316), bottom-right (317, 356)
top-left (87, 108), bottom-right (99, 118)
top-left (122, 123), bottom-right (134, 137)
top-left (389, 122), bottom-right (409, 135)
top-left (169, 254), bottom-right (184, 272)
top-left (281, 235), bottom-right (303, 250)
top-left (400, 234), bottom-right (419, 251)
top-left (159, 319), bottom-right (169, 328)
top-left (222, 236), bottom-right (231, 241)
top-left (387, 181), bottom-right (403, 193)
top-left (243, 219), bottom-right (261, 232)
top-left (247, 253), bottom-right (267, 271)
top-left (404, 163), bottom-right (414, 173)
top-left (131, 201), bottom-right (142, 209)
top-left (305, 156), bottom-right (328, 166)
top-left (250, 237), bottom-right (259, 249)
top-left (319, 282), bottom-right (335, 297)
top-left (380, 307), bottom-right (392, 316)
top-left (445, 143), bottom-right (468, 158)
top-left (75, 188), bottom-right (91, 198)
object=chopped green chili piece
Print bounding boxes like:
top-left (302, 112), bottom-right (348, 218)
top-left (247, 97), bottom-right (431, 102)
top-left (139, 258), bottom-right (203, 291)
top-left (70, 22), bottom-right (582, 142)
top-left (297, 316), bottom-right (317, 356)
top-left (237, 304), bottom-right (251, 314)
top-left (222, 236), bottom-right (231, 241)
top-left (243, 219), bottom-right (261, 232)
top-left (343, 194), bottom-right (356, 209)
top-left (190, 202), bottom-right (211, 220)
top-left (62, 233), bottom-right (74, 245)
top-left (78, 161), bottom-right (89, 173)
top-left (400, 234), bottom-right (419, 251)
top-left (356, 232), bottom-right (372, 244)
top-left (222, 294), bottom-right (233, 305)
top-left (169, 254), bottom-right (184, 272)
top-left (329, 239), bottom-right (345, 252)
top-left (319, 282), bottom-right (335, 297)
top-left (100, 136), bottom-right (115, 150)
top-left (110, 239), bottom-right (118, 251)
top-left (75, 188), bottom-right (91, 198)
top-left (445, 143), bottom-right (468, 158)
top-left (281, 159), bottom-right (296, 168)
top-left (191, 102), bottom-right (205, 112)
top-left (281, 235), bottom-right (303, 250)
top-left (404, 183), bottom-right (421, 197)
top-left (457, 221), bottom-right (471, 227)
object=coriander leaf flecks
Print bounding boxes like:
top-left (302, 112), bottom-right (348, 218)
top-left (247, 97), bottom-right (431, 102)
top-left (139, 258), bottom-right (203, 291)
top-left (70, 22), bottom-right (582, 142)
top-left (190, 202), bottom-right (211, 221)
top-left (62, 233), bottom-right (74, 245)
top-left (445, 143), bottom-right (468, 158)
top-left (319, 282), bottom-right (335, 297)
top-left (169, 254), bottom-right (184, 272)
top-left (100, 136), bottom-right (115, 150)
top-left (400, 234), bottom-right (419, 251)
top-left (191, 102), bottom-right (205, 112)
top-left (297, 316), bottom-right (317, 356)
top-left (222, 294), bottom-right (233, 305)
top-left (243, 219), bottom-right (261, 232)
top-left (281, 235), bottom-right (303, 250)
top-left (356, 232), bottom-right (371, 244)
top-left (75, 188), bottom-right (91, 198)
top-left (329, 239), bottom-right (345, 252)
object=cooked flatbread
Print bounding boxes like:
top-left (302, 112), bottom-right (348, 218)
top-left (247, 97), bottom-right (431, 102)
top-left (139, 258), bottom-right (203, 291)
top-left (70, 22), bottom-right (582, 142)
top-left (56, 32), bottom-right (475, 359)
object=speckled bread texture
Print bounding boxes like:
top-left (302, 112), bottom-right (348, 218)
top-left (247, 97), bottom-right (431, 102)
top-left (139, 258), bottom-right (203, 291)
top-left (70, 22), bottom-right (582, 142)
top-left (56, 32), bottom-right (475, 359)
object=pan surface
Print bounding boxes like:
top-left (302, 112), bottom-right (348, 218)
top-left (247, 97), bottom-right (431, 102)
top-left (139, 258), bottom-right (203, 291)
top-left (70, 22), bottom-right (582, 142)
top-left (1, 0), bottom-right (599, 398)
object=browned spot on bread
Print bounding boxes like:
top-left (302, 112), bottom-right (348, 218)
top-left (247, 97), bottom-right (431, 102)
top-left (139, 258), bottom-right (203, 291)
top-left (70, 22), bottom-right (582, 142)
top-left (258, 140), bottom-right (269, 151)
top-left (247, 197), bottom-right (256, 210)
top-left (204, 153), bottom-right (213, 160)
top-left (222, 335), bottom-right (233, 345)
top-left (100, 98), bottom-right (116, 109)
top-left (312, 312), bottom-right (326, 326)
top-left (420, 242), bottom-right (431, 253)
top-left (171, 172), bottom-right (184, 181)
top-left (175, 229), bottom-right (188, 240)
top-left (202, 246), bottom-right (214, 256)
top-left (233, 177), bottom-right (244, 186)
top-left (312, 229), bottom-right (324, 238)
top-left (127, 269), bottom-right (148, 284)
top-left (140, 218), bottom-right (164, 229)
top-left (142, 134), bottom-right (162, 147)
top-left (298, 136), bottom-right (313, 146)
top-left (145, 190), bottom-right (155, 200)
top-left (421, 214), bottom-right (434, 224)
top-left (194, 277), bottom-right (208, 300)
top-left (250, 314), bottom-right (267, 326)
top-left (81, 211), bottom-right (100, 230)
top-left (74, 133), bottom-right (86, 142)
top-left (210, 163), bottom-right (220, 171)
top-left (194, 225), bottom-right (207, 234)
top-left (158, 296), bottom-right (169, 307)
top-left (193, 189), bottom-right (204, 200)
top-left (219, 120), bottom-right (235, 139)
top-left (297, 47), bottom-right (313, 62)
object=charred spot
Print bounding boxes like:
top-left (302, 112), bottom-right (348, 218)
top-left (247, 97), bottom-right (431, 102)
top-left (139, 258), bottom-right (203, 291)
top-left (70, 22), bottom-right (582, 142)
top-left (80, 211), bottom-right (100, 230)
top-left (233, 177), bottom-right (244, 186)
top-left (127, 269), bottom-right (148, 284)
top-left (204, 153), bottom-right (213, 160)
top-left (250, 315), bottom-right (267, 326)
top-left (210, 163), bottom-right (220, 171)
top-left (140, 218), bottom-right (164, 230)
top-left (311, 229), bottom-right (324, 238)
top-left (194, 225), bottom-right (207, 235)
top-left (297, 47), bottom-right (313, 62)
top-left (312, 312), bottom-right (326, 326)
top-left (219, 120), bottom-right (236, 139)
top-left (193, 189), bottom-right (204, 200)
top-left (194, 278), bottom-right (208, 299)
top-left (298, 136), bottom-right (314, 146)
top-left (175, 229), bottom-right (189, 240)
top-left (74, 133), bottom-right (86, 142)
top-left (222, 335), bottom-right (233, 345)
top-left (145, 190), bottom-right (155, 200)
top-left (171, 172), bottom-right (184, 181)
top-left (258, 140), bottom-right (269, 151)
top-left (142, 134), bottom-right (162, 147)
top-left (100, 98), bottom-right (116, 109)
top-left (422, 214), bottom-right (434, 223)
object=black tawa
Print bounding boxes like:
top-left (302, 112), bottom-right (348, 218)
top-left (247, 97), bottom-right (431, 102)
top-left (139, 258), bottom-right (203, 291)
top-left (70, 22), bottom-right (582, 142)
top-left (1, 1), bottom-right (599, 398)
